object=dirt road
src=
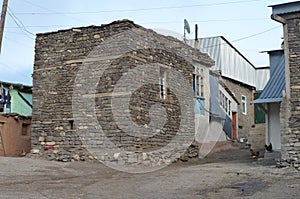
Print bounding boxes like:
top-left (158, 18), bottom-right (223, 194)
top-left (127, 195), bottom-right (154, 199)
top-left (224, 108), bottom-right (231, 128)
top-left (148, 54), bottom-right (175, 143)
top-left (0, 148), bottom-right (299, 199)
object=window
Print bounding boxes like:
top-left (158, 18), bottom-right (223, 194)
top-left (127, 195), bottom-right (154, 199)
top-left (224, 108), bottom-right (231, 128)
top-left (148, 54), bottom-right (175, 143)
top-left (219, 90), bottom-right (232, 116)
top-left (68, 119), bottom-right (74, 130)
top-left (200, 77), bottom-right (204, 97)
top-left (159, 68), bottom-right (167, 99)
top-left (193, 75), bottom-right (204, 98)
top-left (241, 95), bottom-right (247, 115)
top-left (254, 91), bottom-right (265, 124)
top-left (225, 98), bottom-right (228, 113)
top-left (22, 123), bottom-right (30, 136)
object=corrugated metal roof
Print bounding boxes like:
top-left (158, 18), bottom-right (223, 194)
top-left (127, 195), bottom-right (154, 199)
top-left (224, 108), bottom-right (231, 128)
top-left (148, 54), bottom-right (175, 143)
top-left (188, 36), bottom-right (270, 89)
top-left (199, 36), bottom-right (256, 87)
top-left (270, 1), bottom-right (300, 15)
top-left (256, 68), bottom-right (270, 91)
top-left (251, 55), bottom-right (285, 104)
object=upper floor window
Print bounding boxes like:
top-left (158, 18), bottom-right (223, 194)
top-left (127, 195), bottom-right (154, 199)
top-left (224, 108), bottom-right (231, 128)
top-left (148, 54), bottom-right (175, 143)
top-left (193, 74), bottom-right (204, 98)
top-left (219, 90), bottom-right (231, 116)
top-left (241, 95), bottom-right (247, 115)
top-left (159, 68), bottom-right (167, 99)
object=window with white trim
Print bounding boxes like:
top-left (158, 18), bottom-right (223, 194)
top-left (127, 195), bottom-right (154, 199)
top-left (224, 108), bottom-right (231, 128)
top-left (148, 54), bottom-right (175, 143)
top-left (241, 95), bottom-right (247, 114)
top-left (194, 75), bottom-right (204, 98)
top-left (219, 90), bottom-right (232, 116)
top-left (159, 68), bottom-right (167, 99)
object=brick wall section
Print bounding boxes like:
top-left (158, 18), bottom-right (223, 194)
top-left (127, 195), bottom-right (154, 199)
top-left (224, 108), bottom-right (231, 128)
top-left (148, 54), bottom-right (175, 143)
top-left (279, 12), bottom-right (300, 169)
top-left (220, 76), bottom-right (255, 139)
top-left (32, 19), bottom-right (214, 163)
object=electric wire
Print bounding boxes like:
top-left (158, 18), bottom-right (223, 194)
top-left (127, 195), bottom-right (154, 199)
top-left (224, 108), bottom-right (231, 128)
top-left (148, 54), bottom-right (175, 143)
top-left (16, 0), bottom-right (263, 15)
top-left (7, 7), bottom-right (35, 40)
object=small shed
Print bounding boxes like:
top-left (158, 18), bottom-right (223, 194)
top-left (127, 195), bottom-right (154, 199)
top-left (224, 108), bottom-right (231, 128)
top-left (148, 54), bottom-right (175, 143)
top-left (0, 113), bottom-right (31, 157)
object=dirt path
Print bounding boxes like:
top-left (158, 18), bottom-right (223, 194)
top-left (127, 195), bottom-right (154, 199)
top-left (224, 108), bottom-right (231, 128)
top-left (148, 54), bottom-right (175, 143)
top-left (0, 148), bottom-right (299, 199)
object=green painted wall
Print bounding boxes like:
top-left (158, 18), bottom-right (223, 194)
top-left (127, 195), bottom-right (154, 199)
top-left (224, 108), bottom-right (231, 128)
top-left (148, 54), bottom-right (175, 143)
top-left (10, 89), bottom-right (32, 116)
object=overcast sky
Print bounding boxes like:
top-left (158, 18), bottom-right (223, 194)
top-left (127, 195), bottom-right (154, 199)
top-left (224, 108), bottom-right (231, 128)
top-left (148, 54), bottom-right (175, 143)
top-left (0, 0), bottom-right (295, 85)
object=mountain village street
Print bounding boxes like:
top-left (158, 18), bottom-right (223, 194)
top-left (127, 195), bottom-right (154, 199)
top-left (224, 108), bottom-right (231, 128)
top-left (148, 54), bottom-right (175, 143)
top-left (0, 147), bottom-right (299, 199)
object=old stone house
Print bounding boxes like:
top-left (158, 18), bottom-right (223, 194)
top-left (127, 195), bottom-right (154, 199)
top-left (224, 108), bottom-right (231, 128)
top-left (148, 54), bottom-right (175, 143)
top-left (31, 19), bottom-right (214, 167)
top-left (269, 1), bottom-right (300, 169)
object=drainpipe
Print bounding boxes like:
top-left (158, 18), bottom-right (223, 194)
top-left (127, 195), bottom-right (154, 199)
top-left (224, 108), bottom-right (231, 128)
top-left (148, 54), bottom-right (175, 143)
top-left (271, 14), bottom-right (290, 99)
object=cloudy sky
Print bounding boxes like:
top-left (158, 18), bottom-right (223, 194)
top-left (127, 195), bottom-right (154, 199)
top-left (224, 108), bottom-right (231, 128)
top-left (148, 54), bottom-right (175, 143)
top-left (0, 0), bottom-right (294, 85)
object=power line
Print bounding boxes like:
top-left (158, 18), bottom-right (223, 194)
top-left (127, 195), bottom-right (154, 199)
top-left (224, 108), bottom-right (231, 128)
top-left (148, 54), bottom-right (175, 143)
top-left (231, 26), bottom-right (281, 42)
top-left (142, 18), bottom-right (269, 24)
top-left (3, 21), bottom-right (279, 48)
top-left (3, 17), bottom-right (269, 29)
top-left (199, 25), bottom-right (281, 50)
top-left (16, 0), bottom-right (262, 15)
top-left (22, 0), bottom-right (96, 24)
top-left (5, 24), bottom-right (71, 29)
top-left (7, 7), bottom-right (35, 40)
top-left (4, 36), bottom-right (33, 48)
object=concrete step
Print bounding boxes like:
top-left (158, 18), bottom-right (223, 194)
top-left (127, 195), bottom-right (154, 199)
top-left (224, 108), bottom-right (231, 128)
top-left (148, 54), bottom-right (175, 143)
top-left (256, 151), bottom-right (281, 166)
top-left (264, 151), bottom-right (281, 159)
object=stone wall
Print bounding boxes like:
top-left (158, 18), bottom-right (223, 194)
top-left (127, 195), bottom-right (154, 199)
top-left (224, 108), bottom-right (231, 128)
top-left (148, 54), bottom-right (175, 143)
top-left (220, 76), bottom-right (255, 139)
top-left (248, 124), bottom-right (265, 151)
top-left (278, 12), bottom-right (300, 170)
top-left (31, 19), bottom-right (214, 167)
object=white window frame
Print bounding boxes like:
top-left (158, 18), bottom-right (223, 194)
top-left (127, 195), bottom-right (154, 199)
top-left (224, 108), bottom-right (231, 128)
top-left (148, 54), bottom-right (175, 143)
top-left (219, 89), bottom-right (233, 116)
top-left (241, 95), bottom-right (247, 115)
top-left (194, 74), bottom-right (204, 98)
top-left (159, 68), bottom-right (167, 99)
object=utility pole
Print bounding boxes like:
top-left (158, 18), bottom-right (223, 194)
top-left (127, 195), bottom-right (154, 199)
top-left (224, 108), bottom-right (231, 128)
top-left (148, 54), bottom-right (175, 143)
top-left (0, 0), bottom-right (9, 54)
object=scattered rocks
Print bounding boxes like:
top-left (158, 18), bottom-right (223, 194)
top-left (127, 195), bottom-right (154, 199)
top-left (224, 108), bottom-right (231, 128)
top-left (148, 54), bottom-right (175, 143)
top-left (113, 153), bottom-right (120, 160)
top-left (31, 149), bottom-right (40, 154)
top-left (72, 154), bottom-right (80, 161)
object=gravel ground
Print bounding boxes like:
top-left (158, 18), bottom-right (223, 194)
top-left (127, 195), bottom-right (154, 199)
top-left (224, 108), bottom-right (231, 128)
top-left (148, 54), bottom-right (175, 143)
top-left (0, 147), bottom-right (299, 199)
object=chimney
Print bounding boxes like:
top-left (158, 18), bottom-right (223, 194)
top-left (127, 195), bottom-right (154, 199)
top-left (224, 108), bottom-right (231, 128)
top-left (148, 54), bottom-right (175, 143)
top-left (194, 24), bottom-right (199, 49)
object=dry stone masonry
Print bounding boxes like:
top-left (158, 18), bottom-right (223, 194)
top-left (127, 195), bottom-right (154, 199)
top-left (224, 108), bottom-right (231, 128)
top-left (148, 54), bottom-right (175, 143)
top-left (274, 9), bottom-right (300, 170)
top-left (31, 19), bottom-right (214, 167)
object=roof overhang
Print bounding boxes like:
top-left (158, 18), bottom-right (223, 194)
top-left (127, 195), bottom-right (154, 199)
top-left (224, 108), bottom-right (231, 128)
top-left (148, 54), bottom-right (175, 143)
top-left (251, 97), bottom-right (282, 104)
top-left (269, 1), bottom-right (300, 15)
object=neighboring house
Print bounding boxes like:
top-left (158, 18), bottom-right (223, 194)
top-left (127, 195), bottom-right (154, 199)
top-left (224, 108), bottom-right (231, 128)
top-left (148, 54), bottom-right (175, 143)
top-left (209, 71), bottom-right (239, 140)
top-left (269, 1), bottom-right (300, 168)
top-left (0, 113), bottom-right (31, 157)
top-left (251, 49), bottom-right (285, 151)
top-left (189, 36), bottom-right (270, 140)
top-left (31, 19), bottom-right (215, 163)
top-left (0, 81), bottom-right (32, 116)
top-left (193, 62), bottom-right (212, 144)
top-left (0, 81), bottom-right (32, 157)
